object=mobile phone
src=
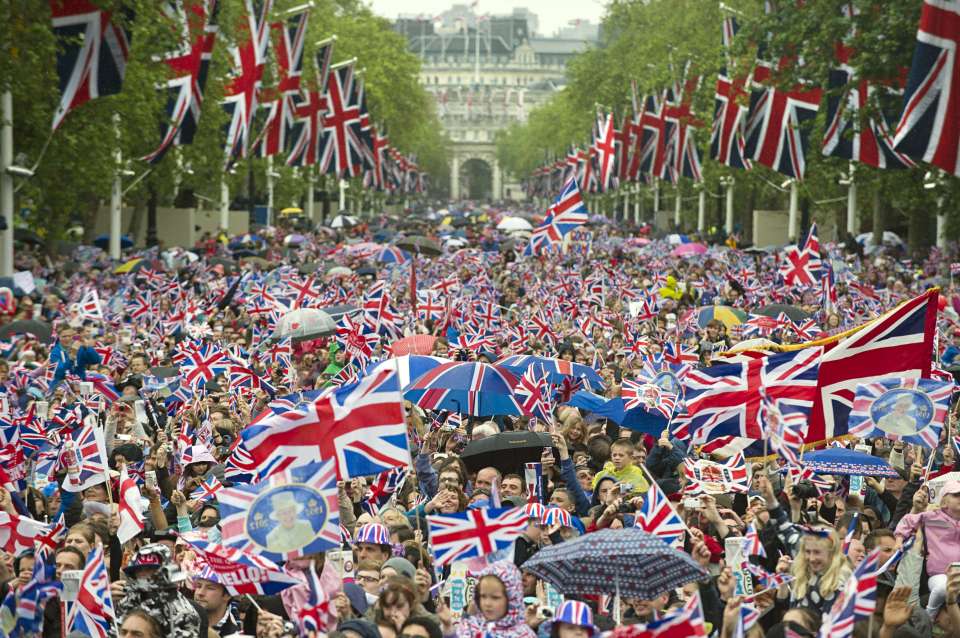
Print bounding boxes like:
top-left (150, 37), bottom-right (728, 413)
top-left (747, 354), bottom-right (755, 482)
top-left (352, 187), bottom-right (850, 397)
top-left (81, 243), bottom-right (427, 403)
top-left (683, 497), bottom-right (701, 510)
top-left (115, 433), bottom-right (132, 441)
top-left (78, 382), bottom-right (93, 396)
top-left (36, 401), bottom-right (49, 421)
top-left (949, 562), bottom-right (960, 573)
top-left (145, 471), bottom-right (157, 489)
top-left (134, 400), bottom-right (148, 425)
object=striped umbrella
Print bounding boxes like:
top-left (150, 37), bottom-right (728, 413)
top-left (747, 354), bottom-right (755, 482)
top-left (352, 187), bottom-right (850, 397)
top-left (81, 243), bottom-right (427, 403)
top-left (362, 355), bottom-right (450, 390)
top-left (496, 355), bottom-right (604, 390)
top-left (685, 305), bottom-right (748, 328)
top-left (405, 361), bottom-right (525, 416)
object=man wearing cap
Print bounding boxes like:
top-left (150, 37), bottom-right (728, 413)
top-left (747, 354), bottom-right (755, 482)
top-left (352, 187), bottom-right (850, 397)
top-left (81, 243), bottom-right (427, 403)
top-left (194, 571), bottom-right (240, 637)
top-left (264, 491), bottom-right (317, 553)
top-left (354, 522), bottom-right (392, 564)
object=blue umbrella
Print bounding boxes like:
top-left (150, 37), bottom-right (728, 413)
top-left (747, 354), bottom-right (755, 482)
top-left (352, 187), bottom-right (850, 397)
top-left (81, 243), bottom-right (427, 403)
top-left (522, 527), bottom-right (707, 599)
top-left (405, 361), bottom-right (524, 416)
top-left (363, 355), bottom-right (450, 389)
top-left (496, 355), bottom-right (604, 391)
top-left (228, 233), bottom-right (265, 250)
top-left (802, 447), bottom-right (899, 478)
top-left (565, 391), bottom-right (668, 436)
top-left (93, 234), bottom-right (133, 249)
top-left (376, 246), bottom-right (410, 265)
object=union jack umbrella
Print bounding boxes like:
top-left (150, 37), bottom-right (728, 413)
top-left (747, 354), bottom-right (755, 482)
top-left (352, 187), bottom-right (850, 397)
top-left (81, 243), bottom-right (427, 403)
top-left (50, 0), bottom-right (132, 130)
top-left (218, 460), bottom-right (340, 562)
top-left (496, 355), bottom-right (604, 391)
top-left (405, 361), bottom-right (525, 417)
top-left (847, 376), bottom-right (952, 448)
top-left (426, 506), bottom-right (528, 566)
top-left (362, 355), bottom-right (450, 390)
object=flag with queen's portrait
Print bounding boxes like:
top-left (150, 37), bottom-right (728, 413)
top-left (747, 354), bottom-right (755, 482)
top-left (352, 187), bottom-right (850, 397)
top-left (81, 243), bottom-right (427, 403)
top-left (218, 460), bottom-right (340, 563)
top-left (847, 377), bottom-right (953, 448)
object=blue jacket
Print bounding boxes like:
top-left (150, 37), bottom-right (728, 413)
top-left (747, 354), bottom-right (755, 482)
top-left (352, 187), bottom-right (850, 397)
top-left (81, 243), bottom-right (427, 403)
top-left (645, 437), bottom-right (688, 479)
top-left (558, 457), bottom-right (592, 517)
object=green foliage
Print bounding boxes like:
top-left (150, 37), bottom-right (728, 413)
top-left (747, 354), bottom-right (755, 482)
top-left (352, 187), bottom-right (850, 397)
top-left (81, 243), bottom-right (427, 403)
top-left (0, 0), bottom-right (447, 239)
top-left (497, 0), bottom-right (956, 252)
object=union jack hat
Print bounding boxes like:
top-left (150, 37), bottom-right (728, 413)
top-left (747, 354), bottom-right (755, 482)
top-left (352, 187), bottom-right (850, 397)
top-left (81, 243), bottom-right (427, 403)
top-left (355, 522), bottom-right (390, 546)
top-left (541, 507), bottom-right (572, 528)
top-left (550, 601), bottom-right (598, 636)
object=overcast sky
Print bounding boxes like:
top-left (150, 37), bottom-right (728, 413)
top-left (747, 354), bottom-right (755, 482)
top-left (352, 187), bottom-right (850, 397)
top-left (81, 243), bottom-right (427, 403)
top-left (366, 0), bottom-right (606, 37)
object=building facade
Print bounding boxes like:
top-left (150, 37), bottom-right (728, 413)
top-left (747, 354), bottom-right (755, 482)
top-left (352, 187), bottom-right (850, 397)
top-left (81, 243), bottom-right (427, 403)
top-left (394, 7), bottom-right (596, 201)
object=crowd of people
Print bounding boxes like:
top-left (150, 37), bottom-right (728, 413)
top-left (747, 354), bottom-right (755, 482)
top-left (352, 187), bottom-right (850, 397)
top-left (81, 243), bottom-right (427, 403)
top-left (0, 203), bottom-right (957, 638)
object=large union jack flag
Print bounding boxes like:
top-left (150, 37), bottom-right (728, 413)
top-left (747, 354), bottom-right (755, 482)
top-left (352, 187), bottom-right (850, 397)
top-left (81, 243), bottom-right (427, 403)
top-left (893, 0), bottom-right (960, 175)
top-left (805, 289), bottom-right (937, 444)
top-left (663, 68), bottom-right (704, 184)
top-left (318, 62), bottom-right (363, 177)
top-left (524, 178), bottom-right (589, 256)
top-left (847, 376), bottom-right (952, 448)
top-left (593, 112), bottom-right (617, 192)
top-left (286, 37), bottom-right (334, 167)
top-left (711, 18), bottom-right (752, 170)
top-left (178, 343), bottom-right (229, 389)
top-left (427, 506), bottom-right (528, 567)
top-left (253, 7), bottom-right (309, 158)
top-left (222, 0), bottom-right (274, 165)
top-left (50, 0), bottom-right (132, 130)
top-left (65, 546), bottom-right (115, 638)
top-left (682, 347), bottom-right (820, 443)
top-left (230, 369), bottom-right (409, 480)
top-left (141, 0), bottom-right (219, 163)
top-left (218, 460), bottom-right (340, 562)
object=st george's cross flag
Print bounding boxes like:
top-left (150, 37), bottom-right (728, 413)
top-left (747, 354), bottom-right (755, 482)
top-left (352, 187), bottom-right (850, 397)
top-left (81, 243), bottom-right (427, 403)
top-left (0, 512), bottom-right (50, 555)
top-left (116, 464), bottom-right (143, 543)
top-left (427, 506), bottom-right (528, 567)
top-left (218, 460), bottom-right (340, 563)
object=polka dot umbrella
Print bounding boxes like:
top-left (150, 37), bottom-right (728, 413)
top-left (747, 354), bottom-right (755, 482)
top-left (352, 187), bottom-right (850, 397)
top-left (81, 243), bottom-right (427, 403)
top-left (521, 527), bottom-right (706, 600)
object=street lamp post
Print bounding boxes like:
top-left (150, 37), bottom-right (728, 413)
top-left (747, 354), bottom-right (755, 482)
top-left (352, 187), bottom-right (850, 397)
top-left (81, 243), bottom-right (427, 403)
top-left (720, 175), bottom-right (734, 235)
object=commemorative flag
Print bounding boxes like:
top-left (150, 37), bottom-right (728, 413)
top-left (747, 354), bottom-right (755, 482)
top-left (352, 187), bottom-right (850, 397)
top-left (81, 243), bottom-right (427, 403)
top-left (847, 376), bottom-right (952, 448)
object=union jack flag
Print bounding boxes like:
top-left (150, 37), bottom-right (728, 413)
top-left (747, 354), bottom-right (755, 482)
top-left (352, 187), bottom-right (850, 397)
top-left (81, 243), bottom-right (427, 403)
top-left (141, 0), bottom-right (219, 163)
top-left (743, 522), bottom-right (765, 558)
top-left (806, 289), bottom-right (937, 444)
top-left (50, 0), bottom-right (132, 130)
top-left (593, 111), bottom-right (617, 192)
top-left (253, 7), bottom-right (309, 158)
top-left (361, 467), bottom-right (407, 515)
top-left (190, 475), bottom-right (224, 504)
top-left (221, 0), bottom-right (274, 164)
top-left (218, 460), bottom-right (340, 562)
top-left (847, 376), bottom-right (952, 448)
top-left (301, 562), bottom-right (337, 634)
top-left (286, 36), bottom-right (334, 167)
top-left (65, 546), bottom-right (115, 638)
top-left (622, 380), bottom-right (678, 420)
top-left (638, 93), bottom-right (668, 179)
top-left (611, 591), bottom-right (708, 638)
top-left (634, 480), bottom-right (684, 546)
top-left (682, 348), bottom-right (820, 443)
top-left (426, 506), bottom-right (528, 567)
top-left (822, 5), bottom-right (914, 169)
top-left (842, 511), bottom-right (860, 555)
top-left (514, 362), bottom-right (554, 423)
top-left (416, 289), bottom-right (446, 322)
top-left (228, 363), bottom-right (277, 396)
top-left (318, 62), bottom-right (363, 177)
top-left (779, 223), bottom-right (821, 287)
top-left (663, 67), bottom-right (704, 184)
top-left (819, 547), bottom-right (884, 638)
top-left (524, 178), bottom-right (589, 256)
top-left (893, 0), bottom-right (960, 176)
top-left (179, 343), bottom-right (229, 389)
top-left (762, 390), bottom-right (808, 466)
top-left (61, 422), bottom-right (109, 493)
top-left (12, 552), bottom-right (61, 635)
top-left (187, 538), bottom-right (303, 595)
top-left (229, 369), bottom-right (409, 480)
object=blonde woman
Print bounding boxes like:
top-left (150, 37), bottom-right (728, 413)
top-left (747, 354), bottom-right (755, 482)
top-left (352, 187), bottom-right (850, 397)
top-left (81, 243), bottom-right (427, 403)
top-left (775, 528), bottom-right (851, 614)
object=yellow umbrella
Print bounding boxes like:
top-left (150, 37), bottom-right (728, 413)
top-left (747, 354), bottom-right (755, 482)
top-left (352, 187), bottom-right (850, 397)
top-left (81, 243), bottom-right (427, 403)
top-left (280, 207), bottom-right (303, 216)
top-left (441, 215), bottom-right (453, 227)
top-left (113, 258), bottom-right (143, 274)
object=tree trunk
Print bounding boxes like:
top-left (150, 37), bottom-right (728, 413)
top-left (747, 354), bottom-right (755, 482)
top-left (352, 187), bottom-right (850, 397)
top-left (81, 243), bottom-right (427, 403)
top-left (146, 186), bottom-right (158, 247)
top-left (872, 182), bottom-right (883, 245)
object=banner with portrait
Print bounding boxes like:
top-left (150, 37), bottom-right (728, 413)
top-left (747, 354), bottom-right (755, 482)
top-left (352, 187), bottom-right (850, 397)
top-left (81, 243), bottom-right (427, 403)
top-left (218, 460), bottom-right (340, 563)
top-left (847, 377), bottom-right (953, 448)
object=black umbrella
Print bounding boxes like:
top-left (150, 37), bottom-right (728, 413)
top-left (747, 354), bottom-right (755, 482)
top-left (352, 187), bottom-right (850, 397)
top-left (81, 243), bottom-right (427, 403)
top-left (461, 431), bottom-right (553, 475)
top-left (14, 229), bottom-right (44, 247)
top-left (755, 303), bottom-right (811, 322)
top-left (0, 319), bottom-right (53, 344)
top-left (395, 235), bottom-right (442, 257)
top-left (150, 366), bottom-right (179, 378)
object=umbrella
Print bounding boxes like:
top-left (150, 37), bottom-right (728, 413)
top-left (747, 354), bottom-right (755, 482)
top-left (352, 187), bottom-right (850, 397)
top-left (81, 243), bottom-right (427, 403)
top-left (149, 366), bottom-right (179, 378)
top-left (395, 236), bottom-right (442, 256)
top-left (390, 335), bottom-right (438, 356)
top-left (228, 234), bottom-right (265, 250)
top-left (522, 528), bottom-right (707, 600)
top-left (280, 207), bottom-right (303, 216)
top-left (496, 216), bottom-right (533, 231)
top-left (208, 257), bottom-right (237, 273)
top-left (460, 431), bottom-right (554, 474)
top-left (13, 229), bottom-right (44, 246)
top-left (241, 257), bottom-right (271, 269)
top-left (342, 241), bottom-right (382, 257)
top-left (0, 319), bottom-right (53, 344)
top-left (802, 448), bottom-right (900, 478)
top-left (687, 305), bottom-right (748, 328)
top-left (377, 246), bottom-right (410, 264)
top-left (330, 214), bottom-right (358, 229)
top-left (283, 233), bottom-right (306, 246)
top-left (363, 355), bottom-right (450, 389)
top-left (755, 303), bottom-right (811, 322)
top-left (113, 258), bottom-right (144, 274)
top-left (94, 234), bottom-right (133, 249)
top-left (272, 308), bottom-right (337, 341)
top-left (670, 242), bottom-right (707, 257)
top-left (496, 355), bottom-right (604, 390)
top-left (326, 266), bottom-right (353, 278)
top-left (404, 361), bottom-right (524, 416)
top-left (321, 304), bottom-right (361, 322)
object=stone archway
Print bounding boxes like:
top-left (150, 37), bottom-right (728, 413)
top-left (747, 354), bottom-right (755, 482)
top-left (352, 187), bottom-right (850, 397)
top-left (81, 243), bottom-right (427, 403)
top-left (450, 146), bottom-right (501, 201)
top-left (460, 158), bottom-right (492, 200)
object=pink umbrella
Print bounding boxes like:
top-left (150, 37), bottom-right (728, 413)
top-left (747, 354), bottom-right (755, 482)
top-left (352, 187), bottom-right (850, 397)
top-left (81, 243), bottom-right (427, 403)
top-left (670, 242), bottom-right (707, 257)
top-left (389, 335), bottom-right (438, 356)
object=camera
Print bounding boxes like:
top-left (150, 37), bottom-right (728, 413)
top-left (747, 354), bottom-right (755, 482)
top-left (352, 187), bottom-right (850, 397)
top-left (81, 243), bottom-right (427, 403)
top-left (793, 480), bottom-right (819, 501)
